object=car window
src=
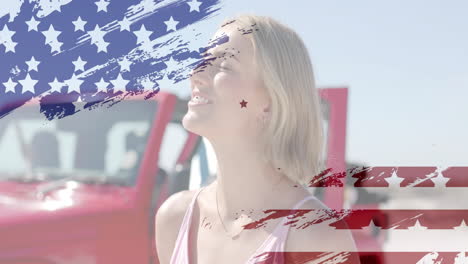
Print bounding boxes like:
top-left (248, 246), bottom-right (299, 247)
top-left (0, 100), bottom-right (157, 186)
top-left (158, 123), bottom-right (189, 173)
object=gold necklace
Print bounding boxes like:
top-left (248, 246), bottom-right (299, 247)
top-left (215, 176), bottom-right (285, 240)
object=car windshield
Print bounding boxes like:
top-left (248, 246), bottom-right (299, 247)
top-left (0, 100), bottom-right (158, 186)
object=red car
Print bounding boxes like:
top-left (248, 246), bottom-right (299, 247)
top-left (0, 92), bottom-right (188, 264)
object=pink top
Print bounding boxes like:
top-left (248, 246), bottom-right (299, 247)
top-left (169, 187), bottom-right (318, 264)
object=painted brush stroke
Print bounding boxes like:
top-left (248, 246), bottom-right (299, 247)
top-left (0, 0), bottom-right (224, 120)
top-left (310, 166), bottom-right (468, 187)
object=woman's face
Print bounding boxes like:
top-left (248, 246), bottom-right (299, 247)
top-left (182, 25), bottom-right (270, 140)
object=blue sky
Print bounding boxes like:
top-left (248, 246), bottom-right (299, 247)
top-left (196, 0), bottom-right (468, 166)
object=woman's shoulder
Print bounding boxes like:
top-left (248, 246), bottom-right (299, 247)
top-left (154, 188), bottom-right (202, 263)
top-left (156, 188), bottom-right (201, 224)
top-left (285, 191), bottom-right (358, 253)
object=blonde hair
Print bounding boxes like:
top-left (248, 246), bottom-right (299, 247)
top-left (221, 14), bottom-right (325, 185)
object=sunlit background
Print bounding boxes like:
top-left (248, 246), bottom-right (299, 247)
top-left (1, 0), bottom-right (467, 263)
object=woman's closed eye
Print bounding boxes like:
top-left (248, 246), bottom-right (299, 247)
top-left (198, 53), bottom-right (235, 72)
top-left (207, 57), bottom-right (232, 71)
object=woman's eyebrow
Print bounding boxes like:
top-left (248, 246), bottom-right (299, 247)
top-left (210, 49), bottom-right (240, 62)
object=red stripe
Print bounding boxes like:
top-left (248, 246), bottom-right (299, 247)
top-left (243, 209), bottom-right (468, 230)
top-left (308, 166), bottom-right (468, 187)
top-left (265, 251), bottom-right (467, 264)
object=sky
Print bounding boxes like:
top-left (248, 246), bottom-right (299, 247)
top-left (196, 0), bottom-right (468, 166)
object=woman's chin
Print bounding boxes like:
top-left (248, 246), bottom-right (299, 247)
top-left (182, 114), bottom-right (207, 133)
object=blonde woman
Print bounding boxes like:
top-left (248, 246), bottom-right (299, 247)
top-left (156, 14), bottom-right (358, 264)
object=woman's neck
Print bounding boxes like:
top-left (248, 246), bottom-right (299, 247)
top-left (209, 139), bottom-right (298, 221)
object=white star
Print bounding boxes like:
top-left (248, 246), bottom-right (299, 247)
top-left (49, 41), bottom-right (62, 53)
top-left (0, 25), bottom-right (17, 53)
top-left (95, 77), bottom-right (109, 92)
top-left (408, 219), bottom-right (427, 231)
top-left (109, 74), bottom-right (129, 93)
top-left (48, 77), bottom-right (64, 93)
top-left (95, 0), bottom-right (110, 12)
top-left (2, 78), bottom-right (17, 93)
top-left (454, 220), bottom-right (468, 231)
top-left (25, 17), bottom-right (40, 31)
top-left (361, 219), bottom-right (381, 233)
top-left (72, 56), bottom-right (87, 72)
top-left (3, 41), bottom-right (17, 53)
top-left (0, 25), bottom-right (15, 41)
top-left (65, 73), bottom-right (83, 93)
top-left (119, 16), bottom-right (131, 32)
top-left (164, 56), bottom-right (179, 73)
top-left (72, 16), bottom-right (87, 32)
top-left (25, 56), bottom-right (41, 72)
top-left (384, 170), bottom-right (404, 188)
top-left (187, 0), bottom-right (202, 12)
top-left (118, 57), bottom-right (132, 72)
top-left (42, 24), bottom-right (61, 44)
top-left (18, 73), bottom-right (38, 94)
top-left (95, 40), bottom-right (109, 53)
top-left (88, 25), bottom-right (109, 53)
top-left (164, 16), bottom-right (179, 32)
top-left (430, 167), bottom-right (450, 188)
top-left (133, 24), bottom-right (152, 44)
top-left (88, 24), bottom-right (106, 44)
top-left (42, 24), bottom-right (62, 52)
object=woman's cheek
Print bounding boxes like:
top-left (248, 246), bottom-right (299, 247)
top-left (213, 72), bottom-right (239, 93)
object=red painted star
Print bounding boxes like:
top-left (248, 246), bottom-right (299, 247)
top-left (240, 99), bottom-right (248, 108)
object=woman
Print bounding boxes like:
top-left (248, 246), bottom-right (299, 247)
top-left (156, 14), bottom-right (358, 264)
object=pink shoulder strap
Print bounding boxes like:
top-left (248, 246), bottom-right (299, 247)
top-left (169, 187), bottom-right (205, 264)
top-left (273, 195), bottom-right (320, 240)
top-left (247, 195), bottom-right (320, 263)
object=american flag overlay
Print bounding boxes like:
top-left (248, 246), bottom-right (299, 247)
top-left (249, 166), bottom-right (468, 264)
top-left (0, 0), bottom-right (222, 119)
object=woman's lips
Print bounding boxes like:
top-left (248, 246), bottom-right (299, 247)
top-left (188, 99), bottom-right (213, 107)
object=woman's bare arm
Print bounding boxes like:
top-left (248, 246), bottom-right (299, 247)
top-left (155, 190), bottom-right (197, 264)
